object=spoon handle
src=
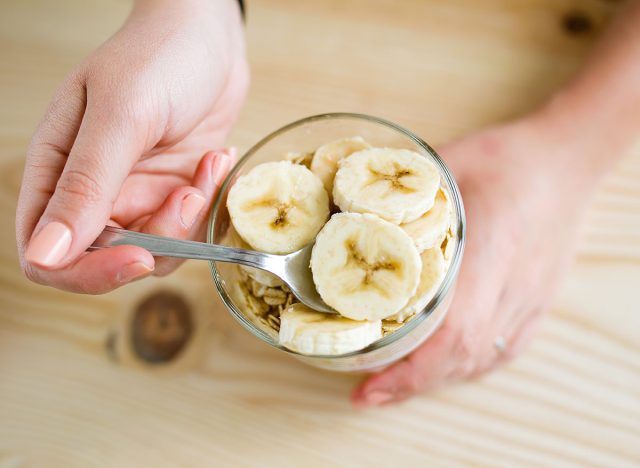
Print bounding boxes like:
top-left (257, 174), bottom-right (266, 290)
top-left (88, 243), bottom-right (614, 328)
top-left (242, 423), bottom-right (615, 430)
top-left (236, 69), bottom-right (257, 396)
top-left (89, 226), bottom-right (275, 269)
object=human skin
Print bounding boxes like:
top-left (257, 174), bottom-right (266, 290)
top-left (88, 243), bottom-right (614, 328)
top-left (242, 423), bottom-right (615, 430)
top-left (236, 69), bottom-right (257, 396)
top-left (15, 0), bottom-right (639, 402)
top-left (15, 0), bottom-right (248, 293)
top-left (352, 1), bottom-right (640, 407)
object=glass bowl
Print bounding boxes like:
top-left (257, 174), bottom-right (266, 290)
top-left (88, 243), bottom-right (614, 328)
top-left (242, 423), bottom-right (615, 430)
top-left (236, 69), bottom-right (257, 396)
top-left (208, 113), bottom-right (465, 372)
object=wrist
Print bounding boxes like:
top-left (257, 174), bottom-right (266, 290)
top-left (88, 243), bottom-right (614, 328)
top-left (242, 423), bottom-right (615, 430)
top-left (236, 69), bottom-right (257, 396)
top-left (128, 0), bottom-right (245, 65)
top-left (131, 0), bottom-right (242, 31)
top-left (134, 0), bottom-right (239, 13)
top-left (525, 88), bottom-right (633, 188)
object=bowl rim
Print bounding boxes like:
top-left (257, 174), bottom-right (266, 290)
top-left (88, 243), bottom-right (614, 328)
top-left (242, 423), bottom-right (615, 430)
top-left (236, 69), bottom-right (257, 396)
top-left (208, 112), bottom-right (466, 359)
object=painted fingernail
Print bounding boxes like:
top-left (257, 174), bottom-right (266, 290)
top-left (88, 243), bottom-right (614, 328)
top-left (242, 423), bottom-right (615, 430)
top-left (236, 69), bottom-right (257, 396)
top-left (180, 192), bottom-right (206, 229)
top-left (117, 261), bottom-right (154, 283)
top-left (25, 221), bottom-right (72, 267)
top-left (364, 390), bottom-right (393, 406)
top-left (212, 152), bottom-right (231, 186)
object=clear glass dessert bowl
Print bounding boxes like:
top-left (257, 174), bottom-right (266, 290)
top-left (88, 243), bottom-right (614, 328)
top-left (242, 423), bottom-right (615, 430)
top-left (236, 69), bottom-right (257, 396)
top-left (208, 113), bottom-right (465, 372)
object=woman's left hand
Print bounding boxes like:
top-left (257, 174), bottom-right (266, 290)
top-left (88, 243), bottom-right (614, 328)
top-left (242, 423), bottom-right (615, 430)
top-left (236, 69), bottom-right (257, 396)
top-left (352, 116), bottom-right (599, 407)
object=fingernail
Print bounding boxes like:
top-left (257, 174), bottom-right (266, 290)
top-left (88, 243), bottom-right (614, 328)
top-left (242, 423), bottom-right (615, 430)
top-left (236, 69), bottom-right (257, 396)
top-left (117, 261), bottom-right (154, 283)
top-left (226, 147), bottom-right (238, 162)
top-left (212, 152), bottom-right (231, 186)
top-left (25, 221), bottom-right (72, 267)
top-left (180, 192), bottom-right (206, 229)
top-left (364, 390), bottom-right (393, 406)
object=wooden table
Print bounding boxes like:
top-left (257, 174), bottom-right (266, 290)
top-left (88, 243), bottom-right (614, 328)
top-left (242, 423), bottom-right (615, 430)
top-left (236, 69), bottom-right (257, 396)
top-left (1, 0), bottom-right (638, 465)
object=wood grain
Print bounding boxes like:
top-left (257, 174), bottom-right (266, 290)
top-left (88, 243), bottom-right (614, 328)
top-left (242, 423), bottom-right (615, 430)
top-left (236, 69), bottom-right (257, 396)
top-left (1, 0), bottom-right (638, 466)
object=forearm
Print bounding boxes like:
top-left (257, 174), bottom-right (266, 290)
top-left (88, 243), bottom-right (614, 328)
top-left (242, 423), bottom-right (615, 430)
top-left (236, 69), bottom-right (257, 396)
top-left (534, 1), bottom-right (640, 177)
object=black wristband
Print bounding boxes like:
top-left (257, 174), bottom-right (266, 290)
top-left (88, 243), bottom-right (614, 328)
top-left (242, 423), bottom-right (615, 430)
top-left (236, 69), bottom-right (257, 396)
top-left (238, 0), bottom-right (245, 18)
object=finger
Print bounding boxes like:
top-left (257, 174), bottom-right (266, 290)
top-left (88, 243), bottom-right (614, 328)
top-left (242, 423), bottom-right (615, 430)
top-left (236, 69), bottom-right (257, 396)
top-left (139, 149), bottom-right (233, 276)
top-left (351, 327), bottom-right (457, 408)
top-left (25, 245), bottom-right (155, 294)
top-left (353, 223), bottom-right (504, 407)
top-left (24, 91), bottom-right (145, 270)
top-left (491, 304), bottom-right (544, 367)
top-left (192, 148), bottom-right (236, 192)
top-left (353, 286), bottom-right (538, 408)
top-left (140, 186), bottom-right (207, 276)
top-left (34, 148), bottom-right (237, 290)
top-left (17, 75), bottom-right (86, 266)
top-left (505, 311), bottom-right (542, 358)
top-left (191, 147), bottom-right (237, 241)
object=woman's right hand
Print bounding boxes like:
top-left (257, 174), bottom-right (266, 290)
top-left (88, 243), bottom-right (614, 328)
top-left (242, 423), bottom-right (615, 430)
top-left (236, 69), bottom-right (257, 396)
top-left (16, 0), bottom-right (249, 294)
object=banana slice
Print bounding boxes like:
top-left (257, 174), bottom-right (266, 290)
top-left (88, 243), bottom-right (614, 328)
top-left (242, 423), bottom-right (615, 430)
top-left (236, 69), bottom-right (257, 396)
top-left (388, 247), bottom-right (445, 323)
top-left (284, 150), bottom-right (313, 169)
top-left (228, 227), bottom-right (286, 287)
top-left (310, 136), bottom-right (371, 195)
top-left (279, 303), bottom-right (382, 355)
top-left (401, 189), bottom-right (452, 251)
top-left (441, 226), bottom-right (456, 266)
top-left (333, 148), bottom-right (440, 224)
top-left (227, 161), bottom-right (330, 254)
top-left (381, 320), bottom-right (404, 335)
top-left (311, 212), bottom-right (421, 321)
top-left (241, 265), bottom-right (285, 288)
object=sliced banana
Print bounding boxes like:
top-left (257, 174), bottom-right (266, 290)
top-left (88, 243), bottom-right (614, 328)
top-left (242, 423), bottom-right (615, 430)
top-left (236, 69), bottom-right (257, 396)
top-left (388, 247), bottom-right (445, 323)
top-left (241, 265), bottom-right (285, 288)
top-left (311, 212), bottom-right (421, 321)
top-left (443, 237), bottom-right (455, 262)
top-left (333, 148), bottom-right (440, 224)
top-left (227, 161), bottom-right (330, 254)
top-left (310, 136), bottom-right (371, 195)
top-left (228, 228), bottom-right (286, 287)
top-left (381, 320), bottom-right (404, 335)
top-left (401, 189), bottom-right (452, 252)
top-left (442, 228), bottom-right (456, 266)
top-left (279, 303), bottom-right (382, 355)
top-left (284, 150), bottom-right (313, 169)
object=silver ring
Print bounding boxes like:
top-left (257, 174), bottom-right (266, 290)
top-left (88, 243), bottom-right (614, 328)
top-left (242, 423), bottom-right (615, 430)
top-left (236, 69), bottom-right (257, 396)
top-left (494, 336), bottom-right (506, 353)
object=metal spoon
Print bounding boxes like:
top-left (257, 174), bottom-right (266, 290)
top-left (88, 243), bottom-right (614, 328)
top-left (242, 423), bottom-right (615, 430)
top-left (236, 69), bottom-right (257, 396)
top-left (89, 226), bottom-right (334, 313)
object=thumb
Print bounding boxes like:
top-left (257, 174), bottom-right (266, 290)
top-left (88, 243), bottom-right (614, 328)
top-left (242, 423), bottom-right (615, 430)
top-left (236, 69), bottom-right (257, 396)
top-left (25, 100), bottom-right (144, 269)
top-left (351, 328), bottom-right (457, 408)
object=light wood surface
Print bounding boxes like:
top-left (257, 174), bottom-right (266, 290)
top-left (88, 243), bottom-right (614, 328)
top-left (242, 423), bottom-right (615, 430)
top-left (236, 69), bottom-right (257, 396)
top-left (1, 0), bottom-right (639, 466)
